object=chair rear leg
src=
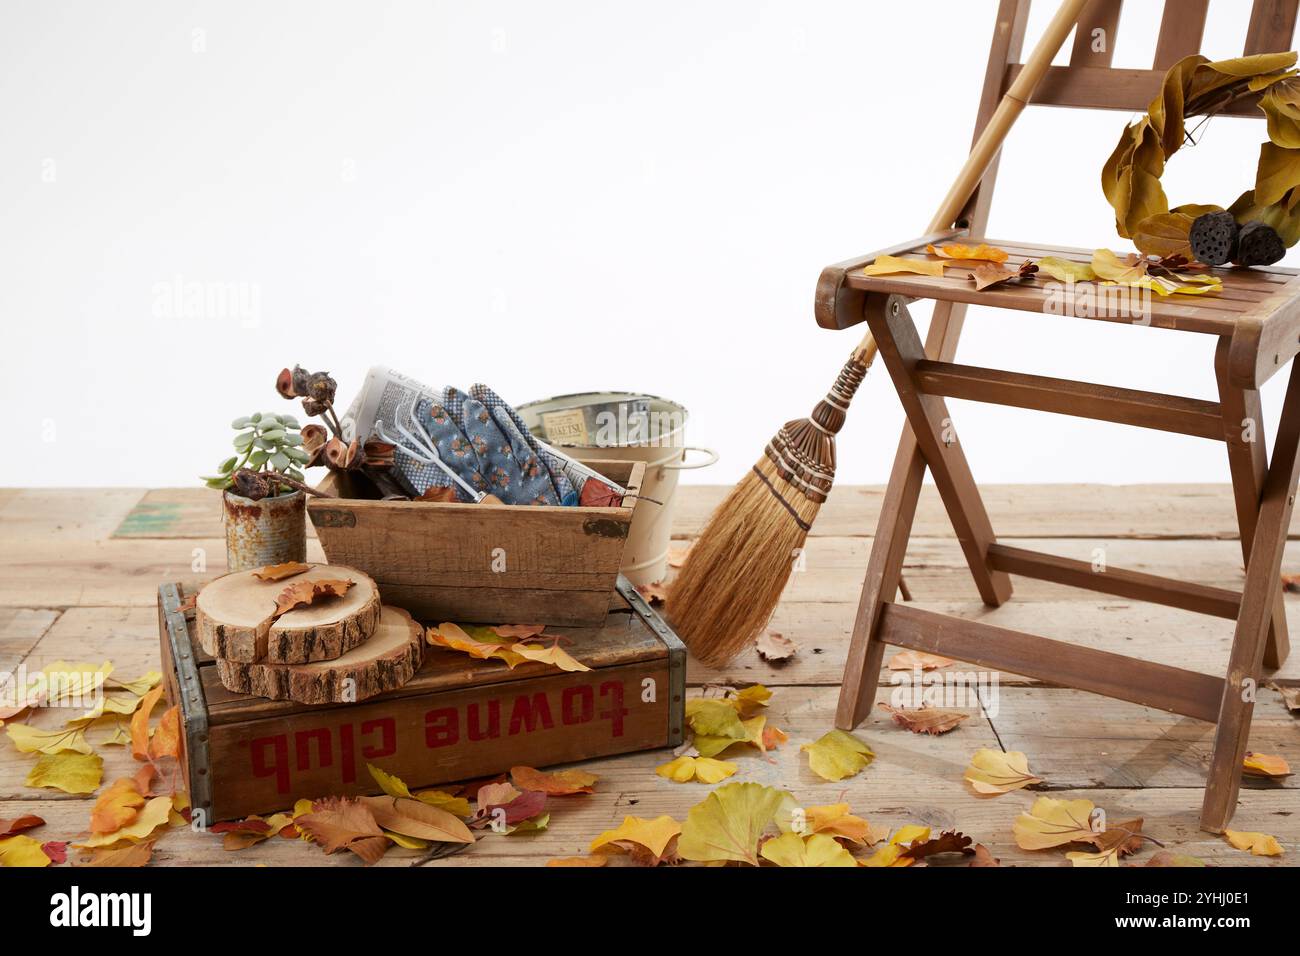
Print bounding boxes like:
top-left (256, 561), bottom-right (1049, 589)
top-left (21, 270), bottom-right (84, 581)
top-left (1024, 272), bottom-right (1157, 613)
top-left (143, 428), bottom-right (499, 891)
top-left (1215, 339), bottom-right (1290, 669)
top-left (1202, 359), bottom-right (1300, 832)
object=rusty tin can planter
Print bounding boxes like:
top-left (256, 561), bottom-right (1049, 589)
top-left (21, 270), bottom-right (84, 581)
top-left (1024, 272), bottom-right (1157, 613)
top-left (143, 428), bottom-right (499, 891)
top-left (222, 489), bottom-right (306, 572)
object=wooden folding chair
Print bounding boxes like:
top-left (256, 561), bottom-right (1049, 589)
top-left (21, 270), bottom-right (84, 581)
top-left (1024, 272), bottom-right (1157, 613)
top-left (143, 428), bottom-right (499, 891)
top-left (823, 0), bottom-right (1300, 832)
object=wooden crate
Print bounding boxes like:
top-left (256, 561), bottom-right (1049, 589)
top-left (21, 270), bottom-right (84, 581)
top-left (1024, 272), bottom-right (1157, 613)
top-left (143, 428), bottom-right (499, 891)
top-left (157, 577), bottom-right (684, 823)
top-left (307, 459), bottom-right (646, 627)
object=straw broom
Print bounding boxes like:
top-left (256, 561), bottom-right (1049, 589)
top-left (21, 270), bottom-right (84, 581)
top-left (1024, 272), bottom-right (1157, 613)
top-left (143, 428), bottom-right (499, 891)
top-left (668, 0), bottom-right (1091, 667)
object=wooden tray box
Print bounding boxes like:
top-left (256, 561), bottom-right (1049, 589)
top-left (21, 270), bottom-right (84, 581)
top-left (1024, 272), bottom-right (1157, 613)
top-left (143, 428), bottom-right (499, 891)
top-left (157, 577), bottom-right (684, 823)
top-left (307, 459), bottom-right (645, 627)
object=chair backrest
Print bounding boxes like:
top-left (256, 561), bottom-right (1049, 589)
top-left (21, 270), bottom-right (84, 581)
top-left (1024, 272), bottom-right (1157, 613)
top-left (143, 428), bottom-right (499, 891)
top-left (1002, 0), bottom-right (1298, 116)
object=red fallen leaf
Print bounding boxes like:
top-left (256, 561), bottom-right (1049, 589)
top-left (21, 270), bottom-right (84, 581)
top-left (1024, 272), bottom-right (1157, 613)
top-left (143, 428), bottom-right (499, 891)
top-left (901, 830), bottom-right (975, 862)
top-left (471, 785), bottom-right (547, 828)
top-left (579, 480), bottom-right (623, 508)
top-left (209, 819), bottom-right (273, 835)
top-left (274, 578), bottom-right (354, 617)
top-left (0, 815), bottom-right (45, 838)
top-left (253, 562), bottom-right (311, 582)
top-left (41, 841), bottom-right (68, 865)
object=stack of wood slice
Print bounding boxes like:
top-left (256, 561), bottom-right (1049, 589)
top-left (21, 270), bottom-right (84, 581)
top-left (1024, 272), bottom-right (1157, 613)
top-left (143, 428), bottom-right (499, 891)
top-left (195, 563), bottom-right (423, 704)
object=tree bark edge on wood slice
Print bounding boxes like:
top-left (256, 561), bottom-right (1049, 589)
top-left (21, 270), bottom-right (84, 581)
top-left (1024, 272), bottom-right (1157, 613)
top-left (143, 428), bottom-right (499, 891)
top-left (216, 604), bottom-right (424, 704)
top-left (196, 564), bottom-right (381, 664)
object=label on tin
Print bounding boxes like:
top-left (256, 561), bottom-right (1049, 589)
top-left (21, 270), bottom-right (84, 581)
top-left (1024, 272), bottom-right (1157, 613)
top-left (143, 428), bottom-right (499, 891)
top-left (541, 408), bottom-right (589, 445)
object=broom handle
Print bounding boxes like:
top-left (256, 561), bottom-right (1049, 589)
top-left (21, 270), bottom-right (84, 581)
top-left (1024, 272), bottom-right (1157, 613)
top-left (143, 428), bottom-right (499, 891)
top-left (852, 0), bottom-right (1090, 366)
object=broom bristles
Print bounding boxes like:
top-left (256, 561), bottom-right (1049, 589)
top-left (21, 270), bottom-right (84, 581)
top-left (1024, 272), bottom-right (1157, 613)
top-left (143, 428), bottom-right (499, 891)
top-left (667, 351), bottom-right (871, 668)
top-left (667, 455), bottom-right (823, 668)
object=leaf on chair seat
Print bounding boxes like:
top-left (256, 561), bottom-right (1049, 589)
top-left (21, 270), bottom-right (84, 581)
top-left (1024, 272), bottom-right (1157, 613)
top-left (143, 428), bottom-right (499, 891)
top-left (926, 242), bottom-right (1009, 263)
top-left (863, 255), bottom-right (946, 278)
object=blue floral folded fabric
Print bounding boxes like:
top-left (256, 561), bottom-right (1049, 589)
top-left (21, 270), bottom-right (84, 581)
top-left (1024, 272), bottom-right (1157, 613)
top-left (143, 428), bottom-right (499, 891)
top-left (470, 383), bottom-right (580, 506)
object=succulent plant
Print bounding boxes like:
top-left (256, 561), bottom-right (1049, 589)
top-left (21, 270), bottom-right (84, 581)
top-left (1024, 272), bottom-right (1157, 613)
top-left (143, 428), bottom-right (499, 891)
top-left (201, 411), bottom-right (312, 495)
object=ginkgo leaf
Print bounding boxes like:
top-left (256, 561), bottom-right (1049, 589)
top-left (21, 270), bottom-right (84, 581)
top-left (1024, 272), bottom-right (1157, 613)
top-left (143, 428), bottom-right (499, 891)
top-left (760, 831), bottom-right (857, 868)
top-left (779, 803), bottom-right (887, 846)
top-left (801, 730), bottom-right (874, 782)
top-left (656, 755), bottom-right (737, 784)
top-left (0, 835), bottom-right (51, 868)
top-left (1013, 796), bottom-right (1099, 850)
top-left (510, 765), bottom-right (597, 795)
top-left (863, 256), bottom-right (946, 278)
top-left (77, 795), bottom-right (173, 849)
top-left (590, 815), bottom-right (682, 866)
top-left (964, 748), bottom-right (1042, 795)
top-left (927, 242), bottom-right (1009, 263)
top-left (860, 825), bottom-right (931, 868)
top-left (1243, 751), bottom-right (1292, 778)
top-left (729, 684), bottom-right (772, 718)
top-left (1224, 830), bottom-right (1284, 856)
top-left (1067, 848), bottom-right (1120, 867)
top-left (878, 703), bottom-right (969, 735)
top-left (41, 660), bottom-right (112, 705)
top-left (5, 722), bottom-right (92, 756)
top-left (695, 715), bottom-right (768, 758)
top-left (1036, 256), bottom-right (1098, 283)
top-left (25, 752), bottom-right (102, 794)
top-left (887, 650), bottom-right (954, 671)
top-left (685, 699), bottom-right (748, 739)
top-left (1145, 850), bottom-right (1207, 867)
top-left (510, 641), bottom-right (590, 673)
top-left (677, 782), bottom-right (794, 866)
top-left (92, 778), bottom-right (146, 835)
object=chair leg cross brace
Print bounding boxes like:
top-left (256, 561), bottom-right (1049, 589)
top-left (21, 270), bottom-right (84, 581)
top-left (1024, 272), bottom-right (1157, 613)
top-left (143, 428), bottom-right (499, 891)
top-left (837, 293), bottom-right (1300, 832)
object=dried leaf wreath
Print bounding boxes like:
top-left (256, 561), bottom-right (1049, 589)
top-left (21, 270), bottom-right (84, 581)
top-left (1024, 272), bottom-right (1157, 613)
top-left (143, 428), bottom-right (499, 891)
top-left (1104, 51), bottom-right (1300, 267)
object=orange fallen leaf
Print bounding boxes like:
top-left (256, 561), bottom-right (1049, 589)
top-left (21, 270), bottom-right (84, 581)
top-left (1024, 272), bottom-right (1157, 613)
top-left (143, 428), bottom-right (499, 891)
top-left (762, 725), bottom-right (790, 751)
top-left (969, 844), bottom-right (1000, 867)
top-left (590, 815), bottom-right (682, 866)
top-left (274, 578), bottom-right (354, 617)
top-left (78, 839), bottom-right (156, 867)
top-left (91, 778), bottom-right (146, 835)
top-left (511, 640), bottom-right (591, 673)
top-left (150, 706), bottom-right (181, 761)
top-left (878, 703), bottom-right (970, 735)
top-left (863, 255), bottom-right (946, 278)
top-left (888, 650), bottom-right (955, 671)
top-left (1243, 751), bottom-right (1292, 778)
top-left (797, 803), bottom-right (887, 847)
top-left (0, 815), bottom-right (44, 839)
top-left (129, 686), bottom-right (164, 762)
top-left (1224, 830), bottom-right (1284, 857)
top-left (252, 562), bottom-right (311, 582)
top-left (510, 766), bottom-right (597, 795)
top-left (927, 242), bottom-right (1009, 263)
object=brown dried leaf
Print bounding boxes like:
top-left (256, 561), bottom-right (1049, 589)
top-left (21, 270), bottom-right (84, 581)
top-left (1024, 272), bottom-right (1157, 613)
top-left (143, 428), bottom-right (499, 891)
top-left (417, 486), bottom-right (459, 503)
top-left (296, 796), bottom-right (385, 861)
top-left (900, 829), bottom-right (974, 862)
top-left (969, 843), bottom-right (1000, 867)
top-left (78, 839), bottom-right (156, 868)
top-left (1270, 682), bottom-right (1300, 712)
top-left (252, 562), bottom-right (311, 582)
top-left (888, 650), bottom-right (955, 671)
top-left (755, 630), bottom-right (800, 663)
top-left (273, 577), bottom-right (354, 617)
top-left (970, 262), bottom-right (1020, 291)
top-left (637, 581), bottom-right (669, 605)
top-left (1083, 817), bottom-right (1146, 858)
top-left (0, 815), bottom-right (45, 838)
top-left (877, 703), bottom-right (970, 735)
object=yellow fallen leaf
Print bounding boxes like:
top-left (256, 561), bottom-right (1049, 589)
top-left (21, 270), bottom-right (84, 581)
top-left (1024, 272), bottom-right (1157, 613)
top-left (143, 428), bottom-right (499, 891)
top-left (655, 755), bottom-right (737, 784)
top-left (366, 763), bottom-right (471, 816)
top-left (76, 795), bottom-right (173, 849)
top-left (860, 843), bottom-right (914, 867)
top-left (129, 685), bottom-right (164, 761)
top-left (382, 830), bottom-right (429, 851)
top-left (1036, 256), bottom-right (1098, 283)
top-left (0, 835), bottom-right (51, 868)
top-left (41, 660), bottom-right (112, 706)
top-left (760, 831), bottom-right (857, 867)
top-left (729, 684), bottom-right (772, 718)
top-left (1224, 830), bottom-right (1284, 856)
top-left (695, 715), bottom-right (767, 758)
top-left (685, 698), bottom-right (748, 739)
top-left (1091, 248), bottom-right (1149, 284)
top-left (548, 855), bottom-right (608, 867)
top-left (1243, 751), bottom-right (1292, 778)
top-left (590, 815), bottom-right (682, 865)
top-left (863, 255), bottom-right (946, 278)
top-left (427, 623), bottom-right (527, 668)
top-left (1013, 796), bottom-right (1098, 850)
top-left (1067, 848), bottom-right (1120, 867)
top-left (927, 242), bottom-right (1009, 263)
top-left (801, 730), bottom-right (874, 782)
top-left (25, 752), bottom-right (103, 794)
top-left (5, 722), bottom-right (92, 756)
top-left (964, 748), bottom-right (1042, 795)
top-left (677, 782), bottom-right (795, 866)
top-left (510, 641), bottom-right (590, 673)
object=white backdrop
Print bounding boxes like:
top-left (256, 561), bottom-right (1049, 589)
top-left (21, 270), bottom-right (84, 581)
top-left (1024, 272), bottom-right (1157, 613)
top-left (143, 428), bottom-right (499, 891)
top-left (3, 0), bottom-right (1296, 489)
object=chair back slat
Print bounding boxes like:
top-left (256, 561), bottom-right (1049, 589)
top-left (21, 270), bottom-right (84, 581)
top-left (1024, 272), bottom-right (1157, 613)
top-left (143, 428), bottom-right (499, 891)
top-left (1070, 0), bottom-right (1123, 66)
top-left (1153, 0), bottom-right (1209, 69)
top-left (1005, 0), bottom-right (1298, 115)
top-left (1246, 0), bottom-right (1300, 55)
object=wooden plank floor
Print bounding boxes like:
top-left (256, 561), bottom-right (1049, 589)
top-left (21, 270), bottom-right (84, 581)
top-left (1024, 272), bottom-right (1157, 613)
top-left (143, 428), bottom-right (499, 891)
top-left (1, 485), bottom-right (1297, 867)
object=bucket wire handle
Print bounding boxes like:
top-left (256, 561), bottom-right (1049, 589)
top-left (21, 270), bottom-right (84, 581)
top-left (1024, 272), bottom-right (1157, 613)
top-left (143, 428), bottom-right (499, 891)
top-left (662, 446), bottom-right (720, 471)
